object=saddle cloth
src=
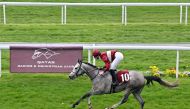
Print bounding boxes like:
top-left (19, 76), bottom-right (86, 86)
top-left (98, 69), bottom-right (130, 83)
top-left (117, 70), bottom-right (130, 83)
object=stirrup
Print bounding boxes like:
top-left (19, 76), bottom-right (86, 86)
top-left (112, 81), bottom-right (119, 86)
top-left (111, 82), bottom-right (118, 93)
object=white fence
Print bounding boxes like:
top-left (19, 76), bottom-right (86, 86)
top-left (1, 43), bottom-right (190, 78)
top-left (0, 2), bottom-right (189, 25)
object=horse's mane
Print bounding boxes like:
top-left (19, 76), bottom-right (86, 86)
top-left (83, 62), bottom-right (98, 68)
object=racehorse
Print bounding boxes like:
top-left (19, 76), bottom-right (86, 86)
top-left (69, 60), bottom-right (178, 109)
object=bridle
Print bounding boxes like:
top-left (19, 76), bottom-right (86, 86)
top-left (75, 61), bottom-right (99, 80)
top-left (75, 61), bottom-right (82, 76)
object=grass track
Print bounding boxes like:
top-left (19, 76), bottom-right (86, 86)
top-left (0, 72), bottom-right (190, 109)
top-left (1, 24), bottom-right (190, 42)
top-left (1, 24), bottom-right (190, 71)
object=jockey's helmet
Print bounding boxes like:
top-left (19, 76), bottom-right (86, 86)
top-left (92, 49), bottom-right (100, 58)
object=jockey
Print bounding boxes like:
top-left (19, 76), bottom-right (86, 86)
top-left (92, 49), bottom-right (124, 86)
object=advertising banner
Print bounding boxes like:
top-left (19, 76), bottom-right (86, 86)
top-left (10, 46), bottom-right (83, 73)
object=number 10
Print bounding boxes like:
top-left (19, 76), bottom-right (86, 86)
top-left (121, 74), bottom-right (129, 82)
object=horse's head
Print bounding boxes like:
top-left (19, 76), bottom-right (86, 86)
top-left (69, 60), bottom-right (85, 80)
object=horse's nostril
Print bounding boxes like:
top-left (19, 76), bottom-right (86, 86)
top-left (69, 76), bottom-right (74, 80)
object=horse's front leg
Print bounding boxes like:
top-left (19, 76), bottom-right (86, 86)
top-left (71, 91), bottom-right (92, 108)
top-left (72, 90), bottom-right (103, 108)
top-left (87, 96), bottom-right (93, 109)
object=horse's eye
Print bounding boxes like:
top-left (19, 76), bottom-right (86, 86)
top-left (75, 67), bottom-right (78, 70)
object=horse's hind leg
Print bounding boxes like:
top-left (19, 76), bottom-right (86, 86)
top-left (106, 88), bottom-right (132, 109)
top-left (132, 87), bottom-right (145, 109)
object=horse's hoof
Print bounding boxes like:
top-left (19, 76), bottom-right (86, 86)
top-left (71, 104), bottom-right (75, 108)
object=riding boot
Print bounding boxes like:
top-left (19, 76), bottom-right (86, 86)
top-left (110, 69), bottom-right (118, 86)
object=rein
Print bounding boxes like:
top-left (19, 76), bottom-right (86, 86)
top-left (80, 63), bottom-right (99, 80)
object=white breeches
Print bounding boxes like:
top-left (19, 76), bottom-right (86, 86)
top-left (110, 52), bottom-right (124, 70)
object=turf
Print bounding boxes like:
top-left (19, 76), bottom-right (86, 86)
top-left (1, 24), bottom-right (190, 71)
top-left (0, 72), bottom-right (189, 109)
top-left (0, 74), bottom-right (190, 109)
top-left (1, 24), bottom-right (190, 42)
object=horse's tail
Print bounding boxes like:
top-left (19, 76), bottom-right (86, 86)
top-left (144, 76), bottom-right (179, 88)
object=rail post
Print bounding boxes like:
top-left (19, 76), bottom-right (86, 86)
top-left (124, 5), bottom-right (127, 25)
top-left (180, 5), bottom-right (183, 24)
top-left (176, 50), bottom-right (179, 79)
top-left (3, 4), bottom-right (6, 24)
top-left (0, 49), bottom-right (2, 77)
top-left (88, 49), bottom-right (91, 63)
top-left (93, 44), bottom-right (96, 65)
top-left (61, 5), bottom-right (67, 24)
top-left (64, 5), bottom-right (67, 24)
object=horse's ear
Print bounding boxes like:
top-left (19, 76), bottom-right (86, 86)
top-left (78, 59), bottom-right (80, 63)
top-left (78, 59), bottom-right (82, 63)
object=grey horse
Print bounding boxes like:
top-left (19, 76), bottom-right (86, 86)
top-left (69, 60), bottom-right (178, 109)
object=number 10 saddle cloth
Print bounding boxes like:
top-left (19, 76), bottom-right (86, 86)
top-left (117, 70), bottom-right (130, 83)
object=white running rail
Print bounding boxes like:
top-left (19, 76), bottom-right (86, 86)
top-left (0, 2), bottom-right (189, 25)
top-left (1, 43), bottom-right (190, 78)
